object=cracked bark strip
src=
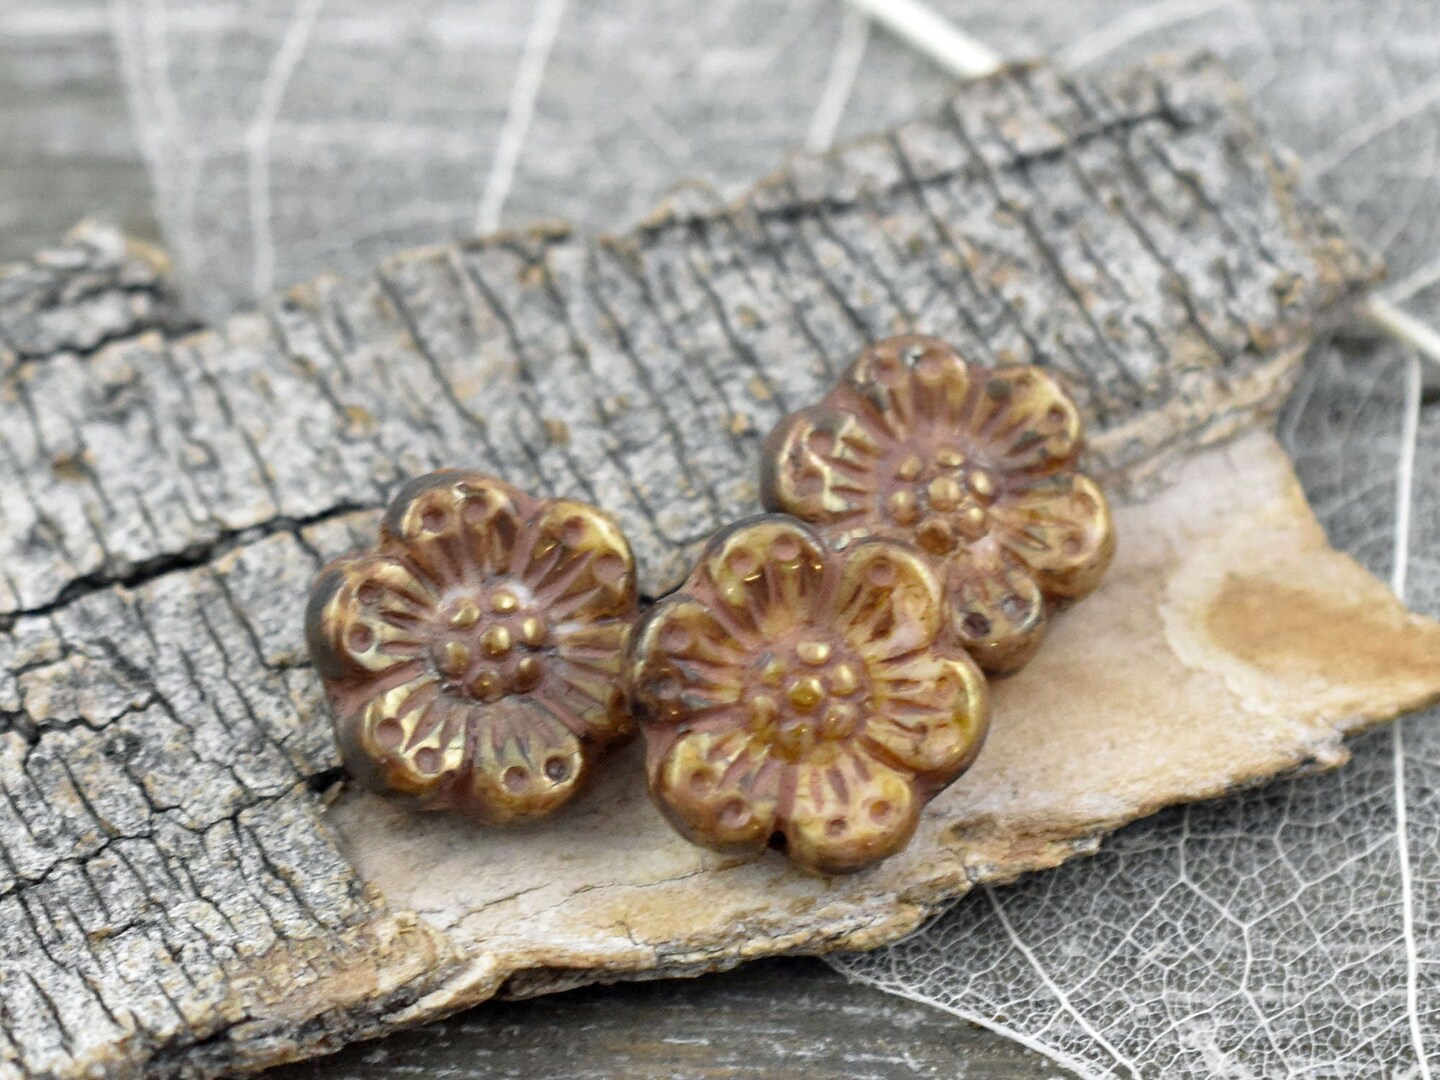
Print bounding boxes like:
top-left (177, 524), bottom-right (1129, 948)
top-left (0, 54), bottom-right (1427, 1079)
top-left (0, 56), bottom-right (1376, 621)
top-left (0, 222), bottom-right (186, 375)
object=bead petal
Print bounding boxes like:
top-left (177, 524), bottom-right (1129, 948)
top-left (521, 499), bottom-right (637, 623)
top-left (541, 646), bottom-right (635, 745)
top-left (782, 749), bottom-right (919, 875)
top-left (451, 698), bottom-right (588, 824)
top-left (946, 556), bottom-right (1048, 675)
top-left (967, 365), bottom-right (1083, 475)
top-left (989, 474), bottom-right (1115, 598)
top-left (649, 729), bottom-right (782, 853)
top-left (305, 552), bottom-right (435, 681)
top-left (695, 517), bottom-right (829, 640)
top-left (761, 404), bottom-right (889, 544)
top-left (335, 677), bottom-right (466, 802)
top-left (865, 653), bottom-right (990, 783)
top-left (629, 597), bottom-right (748, 725)
top-left (832, 540), bottom-right (944, 663)
top-left (843, 334), bottom-right (975, 441)
top-left (380, 470), bottom-right (527, 587)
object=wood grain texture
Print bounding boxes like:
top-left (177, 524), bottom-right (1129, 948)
top-left (0, 54), bottom-right (1398, 1078)
top-left (266, 958), bottom-right (1075, 1080)
top-left (0, 3), bottom-right (161, 267)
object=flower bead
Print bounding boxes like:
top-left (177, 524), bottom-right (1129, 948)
top-left (761, 334), bottom-right (1115, 675)
top-left (627, 516), bottom-right (990, 875)
top-left (306, 471), bottom-right (638, 824)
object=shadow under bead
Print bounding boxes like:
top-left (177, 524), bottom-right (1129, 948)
top-left (627, 515), bottom-right (990, 876)
top-left (761, 334), bottom-right (1115, 675)
top-left (306, 471), bottom-right (639, 824)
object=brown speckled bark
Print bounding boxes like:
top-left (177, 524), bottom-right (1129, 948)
top-left (1, 55), bottom-right (1428, 1079)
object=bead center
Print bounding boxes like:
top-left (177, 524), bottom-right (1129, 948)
top-left (430, 582), bottom-right (552, 702)
top-left (746, 636), bottom-right (872, 762)
top-left (884, 444), bottom-right (996, 555)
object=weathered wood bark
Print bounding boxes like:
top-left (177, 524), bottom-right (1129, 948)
top-left (0, 222), bottom-right (182, 375)
top-left (0, 54), bottom-right (1425, 1079)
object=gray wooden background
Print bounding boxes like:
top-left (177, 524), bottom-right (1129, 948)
top-left (2, 1), bottom-right (1435, 1076)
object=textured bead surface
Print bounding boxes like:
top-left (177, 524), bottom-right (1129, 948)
top-left (307, 471), bottom-right (638, 823)
top-left (628, 516), bottom-right (990, 875)
top-left (762, 335), bottom-right (1115, 674)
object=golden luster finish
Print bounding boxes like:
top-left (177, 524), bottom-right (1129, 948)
top-left (627, 516), bottom-right (990, 875)
top-left (306, 471), bottom-right (638, 824)
top-left (761, 334), bottom-right (1115, 675)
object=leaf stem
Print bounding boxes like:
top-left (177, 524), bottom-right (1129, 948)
top-left (1364, 297), bottom-right (1440, 372)
top-left (840, 0), bottom-right (1002, 78)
